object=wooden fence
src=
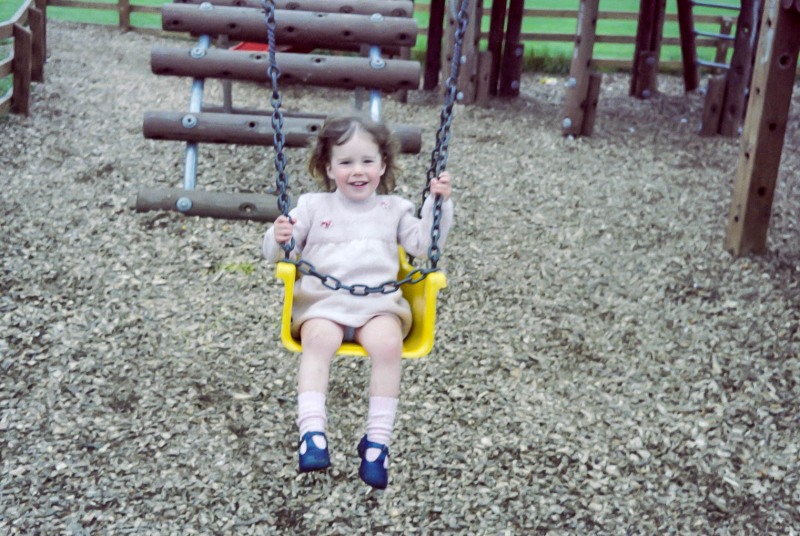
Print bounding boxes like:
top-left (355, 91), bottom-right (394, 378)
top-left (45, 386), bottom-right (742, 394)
top-left (1, 0), bottom-right (739, 117)
top-left (0, 0), bottom-right (47, 115)
top-left (43, 0), bottom-right (738, 71)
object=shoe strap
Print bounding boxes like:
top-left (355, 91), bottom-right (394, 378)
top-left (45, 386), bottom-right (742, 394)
top-left (361, 438), bottom-right (389, 455)
top-left (299, 431), bottom-right (326, 448)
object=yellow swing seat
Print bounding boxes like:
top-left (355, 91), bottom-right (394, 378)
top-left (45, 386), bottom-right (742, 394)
top-left (275, 248), bottom-right (447, 358)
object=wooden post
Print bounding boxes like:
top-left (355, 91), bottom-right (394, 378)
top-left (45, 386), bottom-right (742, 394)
top-left (12, 23), bottom-right (32, 116)
top-left (119, 0), bottom-right (131, 32)
top-left (475, 50), bottom-right (492, 106)
top-left (424, 0), bottom-right (446, 90)
top-left (676, 0), bottom-right (699, 91)
top-left (487, 0), bottom-right (508, 95)
top-left (580, 72), bottom-right (603, 137)
top-left (28, 5), bottom-right (45, 83)
top-left (724, 3), bottom-right (800, 256)
top-left (561, 0), bottom-right (600, 137)
top-left (630, 0), bottom-right (666, 99)
top-left (442, 0), bottom-right (481, 104)
top-left (498, 0), bottom-right (523, 96)
top-left (151, 47), bottom-right (420, 91)
top-left (698, 74), bottom-right (726, 136)
top-left (713, 18), bottom-right (734, 70)
top-left (719, 0), bottom-right (763, 137)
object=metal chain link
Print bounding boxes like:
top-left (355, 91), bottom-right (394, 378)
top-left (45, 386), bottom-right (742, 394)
top-left (263, 0), bottom-right (469, 294)
top-left (262, 0), bottom-right (293, 258)
top-left (419, 0), bottom-right (470, 270)
top-left (294, 260), bottom-right (438, 296)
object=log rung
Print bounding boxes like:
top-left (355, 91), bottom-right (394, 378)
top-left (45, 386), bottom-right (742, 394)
top-left (151, 47), bottom-right (420, 92)
top-left (142, 111), bottom-right (423, 154)
top-left (175, 0), bottom-right (415, 18)
top-left (135, 187), bottom-right (286, 222)
top-left (161, 4), bottom-right (417, 49)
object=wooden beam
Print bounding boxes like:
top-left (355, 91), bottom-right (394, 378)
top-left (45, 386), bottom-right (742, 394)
top-left (719, 0), bottom-right (763, 137)
top-left (151, 47), bottom-right (420, 91)
top-left (423, 0), bottom-right (445, 90)
top-left (135, 188), bottom-right (285, 222)
top-left (676, 0), bottom-right (699, 91)
top-left (142, 111), bottom-right (423, 153)
top-left (12, 23), bottom-right (31, 115)
top-left (630, 0), bottom-right (666, 99)
top-left (174, 0), bottom-right (415, 17)
top-left (724, 3), bottom-right (800, 256)
top-left (561, 0), bottom-right (599, 137)
top-left (498, 0), bottom-right (524, 96)
top-left (160, 4), bottom-right (417, 48)
top-left (698, 74), bottom-right (725, 136)
top-left (486, 0), bottom-right (508, 95)
top-left (28, 6), bottom-right (45, 83)
top-left (442, 0), bottom-right (481, 104)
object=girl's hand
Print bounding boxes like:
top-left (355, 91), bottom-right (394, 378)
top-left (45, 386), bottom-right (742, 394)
top-left (430, 171), bottom-right (453, 200)
top-left (273, 215), bottom-right (295, 244)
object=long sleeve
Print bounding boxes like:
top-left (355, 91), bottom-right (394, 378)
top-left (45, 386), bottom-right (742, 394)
top-left (397, 195), bottom-right (454, 259)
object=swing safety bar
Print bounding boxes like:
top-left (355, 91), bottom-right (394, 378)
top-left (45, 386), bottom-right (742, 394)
top-left (275, 248), bottom-right (447, 358)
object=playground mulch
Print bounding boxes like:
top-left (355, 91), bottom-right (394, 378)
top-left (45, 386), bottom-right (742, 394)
top-left (2, 20), bottom-right (799, 534)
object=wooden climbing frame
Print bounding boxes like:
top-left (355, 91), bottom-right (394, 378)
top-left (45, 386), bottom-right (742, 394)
top-left (136, 0), bottom-right (424, 222)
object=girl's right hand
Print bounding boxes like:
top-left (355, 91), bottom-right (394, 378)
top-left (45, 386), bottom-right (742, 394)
top-left (273, 215), bottom-right (295, 244)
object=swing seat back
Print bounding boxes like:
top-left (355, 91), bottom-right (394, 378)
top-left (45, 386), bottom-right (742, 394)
top-left (275, 248), bottom-right (446, 358)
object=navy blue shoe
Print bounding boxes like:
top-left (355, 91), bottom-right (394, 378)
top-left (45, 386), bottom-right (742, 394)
top-left (298, 431), bottom-right (330, 473)
top-left (357, 435), bottom-right (389, 489)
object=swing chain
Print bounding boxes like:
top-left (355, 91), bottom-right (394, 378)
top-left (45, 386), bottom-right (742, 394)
top-left (262, 0), bottom-right (294, 258)
top-left (420, 0), bottom-right (470, 269)
top-left (294, 260), bottom-right (437, 296)
top-left (263, 0), bottom-right (469, 293)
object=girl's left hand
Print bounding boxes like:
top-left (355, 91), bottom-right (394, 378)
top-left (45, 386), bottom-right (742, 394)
top-left (430, 171), bottom-right (453, 200)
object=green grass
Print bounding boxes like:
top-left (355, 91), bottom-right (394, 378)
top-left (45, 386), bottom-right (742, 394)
top-left (2, 0), bottom-right (737, 73)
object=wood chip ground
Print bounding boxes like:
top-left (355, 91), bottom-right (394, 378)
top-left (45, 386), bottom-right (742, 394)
top-left (1, 21), bottom-right (799, 535)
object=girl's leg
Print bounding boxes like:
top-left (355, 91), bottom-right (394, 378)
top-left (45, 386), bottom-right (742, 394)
top-left (298, 318), bottom-right (343, 395)
top-left (356, 315), bottom-right (403, 399)
top-left (296, 319), bottom-right (343, 467)
top-left (356, 315), bottom-right (403, 466)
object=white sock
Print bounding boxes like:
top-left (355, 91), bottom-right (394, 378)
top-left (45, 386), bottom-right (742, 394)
top-left (297, 391), bottom-right (327, 450)
top-left (365, 396), bottom-right (398, 462)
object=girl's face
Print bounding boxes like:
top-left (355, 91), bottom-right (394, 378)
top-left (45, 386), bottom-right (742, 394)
top-left (326, 127), bottom-right (386, 202)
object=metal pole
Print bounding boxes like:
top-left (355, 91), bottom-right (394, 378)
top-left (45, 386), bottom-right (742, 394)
top-left (369, 45), bottom-right (384, 120)
top-left (182, 34), bottom-right (210, 197)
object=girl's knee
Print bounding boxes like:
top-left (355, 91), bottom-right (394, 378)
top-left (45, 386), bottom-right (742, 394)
top-left (301, 319), bottom-right (344, 353)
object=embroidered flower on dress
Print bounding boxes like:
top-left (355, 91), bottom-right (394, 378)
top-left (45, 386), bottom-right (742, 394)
top-left (320, 220), bottom-right (332, 228)
top-left (380, 201), bottom-right (390, 209)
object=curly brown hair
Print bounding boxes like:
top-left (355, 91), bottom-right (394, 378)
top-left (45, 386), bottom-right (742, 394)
top-left (307, 114), bottom-right (400, 194)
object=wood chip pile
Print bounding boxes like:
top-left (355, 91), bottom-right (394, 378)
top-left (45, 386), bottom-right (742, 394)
top-left (1, 21), bottom-right (799, 534)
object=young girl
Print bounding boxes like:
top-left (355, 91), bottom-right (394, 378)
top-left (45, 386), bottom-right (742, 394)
top-left (262, 114), bottom-right (454, 489)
